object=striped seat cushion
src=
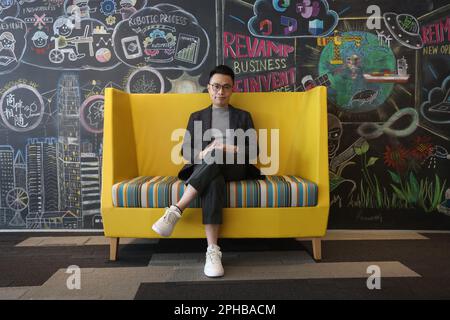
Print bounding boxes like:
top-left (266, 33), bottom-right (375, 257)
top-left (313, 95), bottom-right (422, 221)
top-left (112, 175), bottom-right (318, 208)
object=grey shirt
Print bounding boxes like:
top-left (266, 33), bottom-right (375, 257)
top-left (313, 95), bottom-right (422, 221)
top-left (211, 105), bottom-right (231, 145)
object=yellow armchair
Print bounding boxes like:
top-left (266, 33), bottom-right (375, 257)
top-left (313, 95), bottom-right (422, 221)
top-left (101, 86), bottom-right (329, 261)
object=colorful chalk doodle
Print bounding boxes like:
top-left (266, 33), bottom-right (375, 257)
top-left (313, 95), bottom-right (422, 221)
top-left (125, 66), bottom-right (165, 93)
top-left (327, 113), bottom-right (343, 159)
top-left (168, 72), bottom-right (202, 93)
top-left (248, 0), bottom-right (338, 38)
top-left (80, 94), bottom-right (104, 133)
top-left (327, 113), bottom-right (358, 196)
top-left (20, 0), bottom-right (60, 28)
top-left (0, 17), bottom-right (27, 74)
top-left (383, 12), bottom-right (423, 50)
top-left (0, 0), bottom-right (19, 18)
top-left (318, 31), bottom-right (397, 113)
top-left (300, 72), bottom-right (331, 91)
top-left (357, 108), bottom-right (419, 139)
top-left (112, 4), bottom-right (210, 70)
top-left (223, 0), bottom-right (297, 92)
top-left (417, 6), bottom-right (450, 141)
top-left (22, 16), bottom-right (120, 70)
top-left (420, 75), bottom-right (450, 125)
top-left (0, 84), bottom-right (44, 132)
top-left (17, 0), bottom-right (121, 70)
top-left (223, 31), bottom-right (296, 91)
top-left (63, 0), bottom-right (148, 26)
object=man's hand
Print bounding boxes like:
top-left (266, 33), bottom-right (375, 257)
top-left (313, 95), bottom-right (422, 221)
top-left (198, 140), bottom-right (218, 160)
top-left (223, 144), bottom-right (239, 153)
top-left (213, 141), bottom-right (238, 154)
top-left (198, 140), bottom-right (238, 159)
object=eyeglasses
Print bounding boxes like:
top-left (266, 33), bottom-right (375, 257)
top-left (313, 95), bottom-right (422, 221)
top-left (209, 83), bottom-right (233, 92)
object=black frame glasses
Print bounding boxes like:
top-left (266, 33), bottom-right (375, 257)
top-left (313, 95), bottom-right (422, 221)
top-left (208, 83), bottom-right (233, 92)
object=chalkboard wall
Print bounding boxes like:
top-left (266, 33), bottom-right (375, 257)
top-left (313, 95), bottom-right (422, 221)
top-left (0, 0), bottom-right (449, 230)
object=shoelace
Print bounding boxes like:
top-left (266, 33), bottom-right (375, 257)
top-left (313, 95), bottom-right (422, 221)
top-left (163, 210), bottom-right (178, 224)
top-left (206, 250), bottom-right (222, 265)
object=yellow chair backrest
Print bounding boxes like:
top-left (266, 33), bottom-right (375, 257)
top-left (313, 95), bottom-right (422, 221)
top-left (104, 87), bottom-right (328, 189)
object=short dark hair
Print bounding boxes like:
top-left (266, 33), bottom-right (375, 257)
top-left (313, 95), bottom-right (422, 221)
top-left (209, 65), bottom-right (235, 83)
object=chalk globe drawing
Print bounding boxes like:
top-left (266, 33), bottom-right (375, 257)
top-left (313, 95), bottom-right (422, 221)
top-left (319, 31), bottom-right (396, 113)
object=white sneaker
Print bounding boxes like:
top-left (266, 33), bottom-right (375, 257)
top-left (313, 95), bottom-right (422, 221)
top-left (152, 206), bottom-right (181, 237)
top-left (204, 244), bottom-right (224, 277)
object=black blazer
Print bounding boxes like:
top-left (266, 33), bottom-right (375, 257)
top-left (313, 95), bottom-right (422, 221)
top-left (178, 104), bottom-right (264, 181)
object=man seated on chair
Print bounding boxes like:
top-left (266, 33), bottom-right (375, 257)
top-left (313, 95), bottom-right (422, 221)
top-left (152, 65), bottom-right (264, 278)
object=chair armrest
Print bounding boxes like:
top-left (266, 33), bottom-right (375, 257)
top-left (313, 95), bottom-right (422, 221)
top-left (101, 88), bottom-right (138, 209)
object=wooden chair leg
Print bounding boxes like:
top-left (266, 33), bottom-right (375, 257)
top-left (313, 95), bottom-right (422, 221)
top-left (312, 238), bottom-right (322, 261)
top-left (110, 237), bottom-right (119, 261)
